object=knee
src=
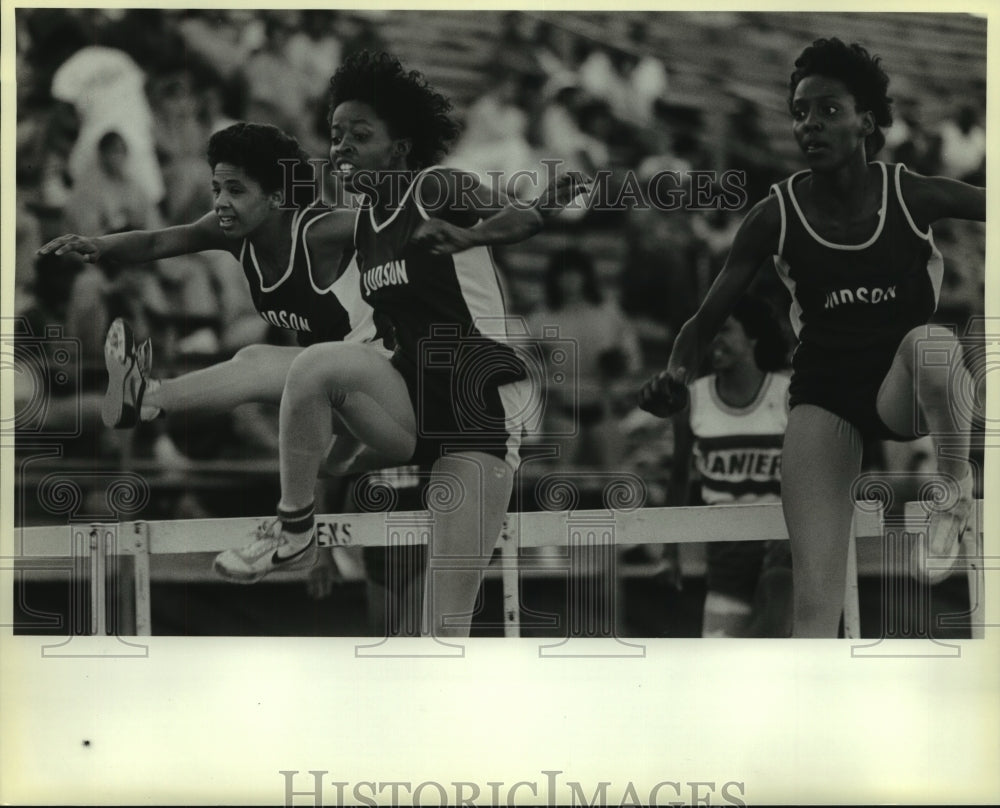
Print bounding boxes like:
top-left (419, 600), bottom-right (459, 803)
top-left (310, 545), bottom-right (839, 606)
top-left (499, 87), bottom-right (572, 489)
top-left (286, 344), bottom-right (352, 409)
top-left (901, 326), bottom-right (965, 391)
top-left (232, 343), bottom-right (274, 365)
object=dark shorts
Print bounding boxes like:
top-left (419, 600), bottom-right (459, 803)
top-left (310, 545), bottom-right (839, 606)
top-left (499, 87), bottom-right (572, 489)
top-left (789, 361), bottom-right (912, 442)
top-left (391, 353), bottom-right (528, 470)
top-left (706, 539), bottom-right (792, 603)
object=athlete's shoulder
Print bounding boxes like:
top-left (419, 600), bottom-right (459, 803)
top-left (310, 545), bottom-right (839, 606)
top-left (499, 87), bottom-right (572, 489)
top-left (414, 165), bottom-right (494, 227)
top-left (300, 205), bottom-right (356, 251)
top-left (733, 193), bottom-right (783, 253)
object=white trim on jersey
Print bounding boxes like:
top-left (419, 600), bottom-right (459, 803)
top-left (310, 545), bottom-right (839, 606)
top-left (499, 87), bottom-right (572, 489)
top-left (497, 379), bottom-right (530, 472)
top-left (773, 256), bottom-right (804, 339)
top-left (300, 209), bottom-right (338, 294)
top-left (786, 161), bottom-right (888, 251)
top-left (411, 164), bottom-right (450, 223)
top-left (244, 201), bottom-right (320, 293)
top-left (893, 163), bottom-right (944, 308)
top-left (451, 246), bottom-right (513, 341)
top-left (367, 165), bottom-right (446, 233)
top-left (925, 235), bottom-right (945, 308)
top-left (770, 182), bottom-right (788, 257)
top-left (893, 163), bottom-right (932, 240)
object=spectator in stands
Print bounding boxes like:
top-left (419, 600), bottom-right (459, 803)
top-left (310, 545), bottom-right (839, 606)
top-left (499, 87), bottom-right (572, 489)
top-left (174, 10), bottom-right (254, 81)
top-left (243, 13), bottom-right (313, 138)
top-left (531, 19), bottom-right (583, 91)
top-left (16, 252), bottom-right (113, 452)
top-left (539, 81), bottom-right (610, 180)
top-left (64, 131), bottom-right (160, 237)
top-left (620, 171), bottom-right (701, 339)
top-left (337, 14), bottom-right (388, 61)
top-left (448, 72), bottom-right (542, 201)
top-left (62, 131), bottom-right (169, 366)
top-left (287, 11), bottom-right (343, 104)
top-left (667, 295), bottom-right (793, 637)
top-left (50, 38), bottom-right (164, 206)
top-left (935, 104), bottom-right (985, 185)
top-left (624, 19), bottom-right (670, 127)
top-left (528, 248), bottom-right (641, 468)
top-left (490, 11), bottom-right (541, 77)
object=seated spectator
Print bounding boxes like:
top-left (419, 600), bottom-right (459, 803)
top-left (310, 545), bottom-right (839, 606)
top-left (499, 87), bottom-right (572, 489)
top-left (490, 11), bottom-right (540, 77)
top-left (287, 11), bottom-right (343, 104)
top-left (51, 42), bottom-right (164, 206)
top-left (527, 248), bottom-right (641, 468)
top-left (64, 131), bottom-right (161, 237)
top-left (624, 20), bottom-right (670, 127)
top-left (447, 73), bottom-right (542, 201)
top-left (242, 14), bottom-right (312, 138)
top-left (935, 104), bottom-right (985, 185)
top-left (539, 82), bottom-right (609, 177)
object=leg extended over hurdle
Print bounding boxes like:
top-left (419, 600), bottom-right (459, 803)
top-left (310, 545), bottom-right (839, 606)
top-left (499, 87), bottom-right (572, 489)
top-left (14, 500), bottom-right (982, 638)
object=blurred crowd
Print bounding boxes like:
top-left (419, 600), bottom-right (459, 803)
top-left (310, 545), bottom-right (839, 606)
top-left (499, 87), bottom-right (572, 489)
top-left (13, 9), bottom-right (987, 526)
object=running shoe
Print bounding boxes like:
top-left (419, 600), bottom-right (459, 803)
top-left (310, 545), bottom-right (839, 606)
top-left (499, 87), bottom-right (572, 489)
top-left (102, 318), bottom-right (148, 428)
top-left (913, 471), bottom-right (973, 585)
top-left (213, 519), bottom-right (317, 584)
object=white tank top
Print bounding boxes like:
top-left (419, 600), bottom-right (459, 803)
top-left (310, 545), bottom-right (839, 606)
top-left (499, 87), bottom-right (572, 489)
top-left (688, 372), bottom-right (790, 504)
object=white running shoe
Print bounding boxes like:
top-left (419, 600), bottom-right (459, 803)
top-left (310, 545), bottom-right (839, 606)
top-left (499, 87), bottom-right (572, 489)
top-left (913, 472), bottom-right (973, 585)
top-left (213, 519), bottom-right (317, 584)
top-left (102, 318), bottom-right (148, 428)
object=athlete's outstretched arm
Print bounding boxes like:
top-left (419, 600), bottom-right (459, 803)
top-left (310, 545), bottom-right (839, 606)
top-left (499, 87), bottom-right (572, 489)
top-left (37, 212), bottom-right (230, 266)
top-left (639, 196), bottom-right (780, 416)
top-left (409, 168), bottom-right (589, 253)
top-left (899, 170), bottom-right (985, 228)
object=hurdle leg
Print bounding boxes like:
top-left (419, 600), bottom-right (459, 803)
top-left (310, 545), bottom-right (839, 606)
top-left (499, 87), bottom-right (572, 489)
top-left (500, 518), bottom-right (521, 638)
top-left (92, 526), bottom-right (108, 636)
top-left (133, 525), bottom-right (152, 636)
top-left (842, 520), bottom-right (861, 639)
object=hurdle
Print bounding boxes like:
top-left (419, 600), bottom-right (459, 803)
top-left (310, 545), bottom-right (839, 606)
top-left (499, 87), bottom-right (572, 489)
top-left (14, 500), bottom-right (983, 638)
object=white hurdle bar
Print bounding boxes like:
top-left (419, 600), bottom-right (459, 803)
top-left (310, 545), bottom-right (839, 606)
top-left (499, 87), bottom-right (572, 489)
top-left (14, 500), bottom-right (984, 639)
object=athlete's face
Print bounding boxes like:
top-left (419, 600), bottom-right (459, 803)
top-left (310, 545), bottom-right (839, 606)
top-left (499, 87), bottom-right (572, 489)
top-left (211, 163), bottom-right (280, 239)
top-left (791, 75), bottom-right (874, 171)
top-left (329, 100), bottom-right (411, 194)
top-left (710, 317), bottom-right (756, 372)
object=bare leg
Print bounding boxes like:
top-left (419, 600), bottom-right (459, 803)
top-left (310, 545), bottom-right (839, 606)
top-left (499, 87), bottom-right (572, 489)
top-left (146, 344), bottom-right (303, 413)
top-left (278, 342), bottom-right (416, 512)
top-left (782, 405), bottom-right (863, 638)
top-left (877, 325), bottom-right (974, 580)
top-left (876, 325), bottom-right (972, 479)
top-left (423, 452), bottom-right (514, 638)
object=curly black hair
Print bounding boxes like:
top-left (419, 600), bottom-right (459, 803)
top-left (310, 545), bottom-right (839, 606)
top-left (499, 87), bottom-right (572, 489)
top-left (731, 295), bottom-right (789, 372)
top-left (207, 122), bottom-right (308, 194)
top-left (788, 37), bottom-right (893, 157)
top-left (327, 51), bottom-right (461, 169)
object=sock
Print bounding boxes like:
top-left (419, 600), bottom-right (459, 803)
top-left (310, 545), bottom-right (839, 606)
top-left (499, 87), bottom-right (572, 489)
top-left (141, 379), bottom-right (163, 422)
top-left (278, 502), bottom-right (315, 548)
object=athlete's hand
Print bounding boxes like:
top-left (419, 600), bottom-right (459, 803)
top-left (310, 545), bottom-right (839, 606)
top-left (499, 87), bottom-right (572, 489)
top-left (37, 234), bottom-right (102, 263)
top-left (536, 170), bottom-right (592, 216)
top-left (638, 369), bottom-right (690, 418)
top-left (410, 219), bottom-right (476, 255)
